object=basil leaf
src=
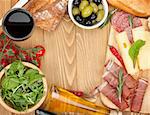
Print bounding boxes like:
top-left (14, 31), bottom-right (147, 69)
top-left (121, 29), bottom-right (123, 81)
top-left (129, 40), bottom-right (145, 67)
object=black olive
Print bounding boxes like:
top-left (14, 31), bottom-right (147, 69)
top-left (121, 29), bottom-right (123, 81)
top-left (73, 0), bottom-right (81, 6)
top-left (74, 15), bottom-right (83, 24)
top-left (89, 13), bottom-right (97, 20)
top-left (85, 20), bottom-right (92, 26)
top-left (93, 0), bottom-right (102, 5)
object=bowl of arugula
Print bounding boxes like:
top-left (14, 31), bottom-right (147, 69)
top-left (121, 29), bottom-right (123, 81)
top-left (0, 61), bottom-right (47, 114)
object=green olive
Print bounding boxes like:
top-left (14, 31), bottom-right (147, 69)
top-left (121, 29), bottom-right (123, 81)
top-left (96, 10), bottom-right (104, 21)
top-left (92, 20), bottom-right (96, 24)
top-left (72, 7), bottom-right (80, 16)
top-left (81, 5), bottom-right (93, 18)
top-left (98, 4), bottom-right (103, 10)
top-left (90, 2), bottom-right (98, 13)
top-left (79, 0), bottom-right (89, 11)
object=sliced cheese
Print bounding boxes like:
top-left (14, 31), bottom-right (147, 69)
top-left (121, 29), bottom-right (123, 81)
top-left (138, 31), bottom-right (150, 70)
top-left (138, 45), bottom-right (150, 70)
top-left (133, 27), bottom-right (150, 70)
top-left (132, 26), bottom-right (146, 42)
top-left (116, 32), bottom-right (139, 75)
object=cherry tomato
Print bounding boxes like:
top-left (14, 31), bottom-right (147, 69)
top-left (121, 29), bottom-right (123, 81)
top-left (32, 45), bottom-right (45, 57)
top-left (17, 50), bottom-right (31, 61)
top-left (31, 57), bottom-right (41, 68)
top-left (2, 45), bottom-right (19, 58)
top-left (0, 33), bottom-right (10, 46)
top-left (0, 58), bottom-right (9, 67)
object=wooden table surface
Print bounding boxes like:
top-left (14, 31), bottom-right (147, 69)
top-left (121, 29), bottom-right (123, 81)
top-left (0, 0), bottom-right (148, 115)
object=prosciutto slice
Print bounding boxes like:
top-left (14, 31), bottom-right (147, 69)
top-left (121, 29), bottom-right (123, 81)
top-left (124, 74), bottom-right (137, 89)
top-left (103, 71), bottom-right (118, 87)
top-left (105, 60), bottom-right (127, 77)
top-left (105, 60), bottom-right (137, 89)
top-left (131, 79), bottom-right (148, 112)
top-left (101, 83), bottom-right (129, 111)
top-left (103, 71), bottom-right (131, 99)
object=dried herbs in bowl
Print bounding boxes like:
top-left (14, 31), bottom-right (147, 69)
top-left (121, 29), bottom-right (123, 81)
top-left (0, 61), bottom-right (47, 114)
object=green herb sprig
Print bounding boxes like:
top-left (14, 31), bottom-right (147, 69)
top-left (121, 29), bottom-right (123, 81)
top-left (128, 15), bottom-right (133, 28)
top-left (129, 39), bottom-right (145, 68)
top-left (117, 70), bottom-right (124, 103)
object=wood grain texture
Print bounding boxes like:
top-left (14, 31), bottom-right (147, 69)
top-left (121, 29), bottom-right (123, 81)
top-left (0, 0), bottom-right (148, 115)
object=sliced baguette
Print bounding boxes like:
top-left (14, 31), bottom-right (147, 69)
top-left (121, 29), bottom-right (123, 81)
top-left (107, 0), bottom-right (149, 17)
top-left (118, 0), bottom-right (150, 17)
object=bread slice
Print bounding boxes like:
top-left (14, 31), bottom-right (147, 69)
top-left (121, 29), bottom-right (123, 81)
top-left (33, 0), bottom-right (67, 31)
top-left (107, 0), bottom-right (149, 17)
top-left (24, 0), bottom-right (55, 14)
top-left (118, 0), bottom-right (150, 16)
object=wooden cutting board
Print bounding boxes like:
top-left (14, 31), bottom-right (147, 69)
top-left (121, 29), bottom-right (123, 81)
top-left (0, 0), bottom-right (148, 115)
top-left (101, 26), bottom-right (150, 113)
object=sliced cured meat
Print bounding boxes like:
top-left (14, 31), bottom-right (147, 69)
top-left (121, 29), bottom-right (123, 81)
top-left (103, 71), bottom-right (131, 99)
top-left (122, 85), bottom-right (131, 99)
top-left (105, 60), bottom-right (137, 87)
top-left (131, 79), bottom-right (148, 112)
top-left (124, 74), bottom-right (137, 89)
top-left (105, 60), bottom-right (127, 77)
top-left (125, 27), bottom-right (134, 43)
top-left (133, 17), bottom-right (142, 28)
top-left (111, 11), bottom-right (142, 43)
top-left (103, 71), bottom-right (118, 87)
top-left (111, 11), bottom-right (142, 33)
top-left (105, 60), bottom-right (137, 98)
top-left (101, 83), bottom-right (129, 111)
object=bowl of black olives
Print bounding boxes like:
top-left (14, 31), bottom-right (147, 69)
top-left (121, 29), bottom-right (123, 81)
top-left (68, 0), bottom-right (108, 29)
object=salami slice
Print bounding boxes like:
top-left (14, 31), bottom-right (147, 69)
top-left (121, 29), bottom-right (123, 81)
top-left (111, 11), bottom-right (142, 43)
top-left (111, 11), bottom-right (142, 33)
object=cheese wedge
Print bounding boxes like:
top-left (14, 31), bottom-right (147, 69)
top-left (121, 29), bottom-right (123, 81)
top-left (132, 26), bottom-right (146, 42)
top-left (138, 31), bottom-right (150, 70)
top-left (138, 44), bottom-right (150, 70)
top-left (116, 32), bottom-right (139, 75)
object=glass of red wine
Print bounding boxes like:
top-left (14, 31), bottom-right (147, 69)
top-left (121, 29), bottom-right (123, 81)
top-left (2, 8), bottom-right (34, 41)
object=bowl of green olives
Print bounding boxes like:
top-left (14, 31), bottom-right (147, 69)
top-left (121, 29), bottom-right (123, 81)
top-left (68, 0), bottom-right (108, 29)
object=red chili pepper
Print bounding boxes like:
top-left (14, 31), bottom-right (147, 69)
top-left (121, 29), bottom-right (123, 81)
top-left (69, 90), bottom-right (84, 97)
top-left (109, 45), bottom-right (127, 72)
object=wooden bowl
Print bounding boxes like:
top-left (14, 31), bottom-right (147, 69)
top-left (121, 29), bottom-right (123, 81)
top-left (0, 62), bottom-right (48, 114)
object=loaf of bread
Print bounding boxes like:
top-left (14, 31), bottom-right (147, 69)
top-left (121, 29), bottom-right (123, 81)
top-left (107, 0), bottom-right (150, 17)
top-left (24, 0), bottom-right (55, 14)
top-left (33, 0), bottom-right (67, 31)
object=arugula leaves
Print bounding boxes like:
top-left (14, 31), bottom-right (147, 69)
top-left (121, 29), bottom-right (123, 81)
top-left (0, 61), bottom-right (44, 111)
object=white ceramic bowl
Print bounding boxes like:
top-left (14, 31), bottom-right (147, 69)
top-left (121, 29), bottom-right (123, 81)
top-left (68, 0), bottom-right (108, 29)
